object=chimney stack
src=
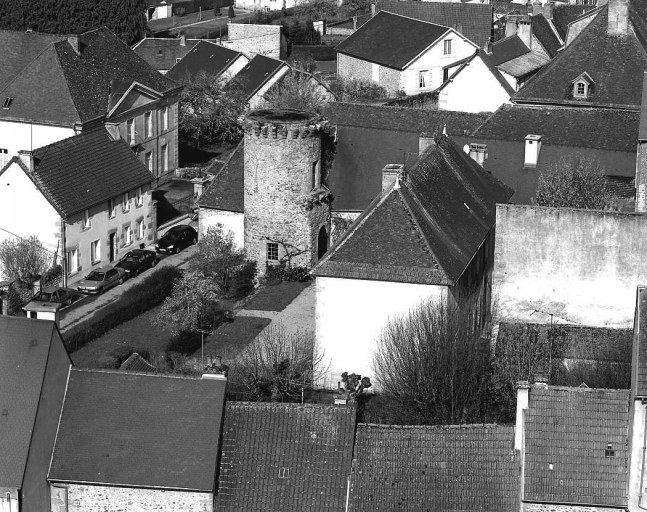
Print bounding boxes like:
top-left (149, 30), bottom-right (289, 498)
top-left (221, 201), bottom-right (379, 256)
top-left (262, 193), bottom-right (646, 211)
top-left (419, 133), bottom-right (435, 155)
top-left (515, 381), bottom-right (530, 451)
top-left (382, 164), bottom-right (404, 193)
top-left (370, 3), bottom-right (376, 17)
top-left (67, 35), bottom-right (80, 54)
top-left (524, 134), bottom-right (542, 168)
top-left (180, 33), bottom-right (186, 46)
top-left (18, 150), bottom-right (33, 171)
top-left (517, 17), bottom-right (532, 49)
top-left (608, 0), bottom-right (629, 36)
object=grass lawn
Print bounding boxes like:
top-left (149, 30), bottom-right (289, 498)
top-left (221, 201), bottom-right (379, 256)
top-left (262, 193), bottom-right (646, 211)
top-left (195, 316), bottom-right (271, 363)
top-left (243, 281), bottom-right (311, 312)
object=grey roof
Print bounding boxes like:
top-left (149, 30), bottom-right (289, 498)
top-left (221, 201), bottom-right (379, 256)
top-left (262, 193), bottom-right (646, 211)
top-left (0, 318), bottom-right (60, 488)
top-left (640, 72), bottom-right (647, 141)
top-left (377, 0), bottom-right (493, 48)
top-left (531, 13), bottom-right (562, 58)
top-left (198, 141), bottom-right (244, 212)
top-left (632, 287), bottom-right (647, 397)
top-left (497, 50), bottom-right (550, 79)
top-left (313, 135), bottom-right (513, 285)
top-left (49, 369), bottom-right (227, 490)
top-left (132, 37), bottom-right (202, 71)
top-left (228, 54), bottom-right (287, 101)
top-left (168, 40), bottom-right (245, 82)
top-left (489, 34), bottom-right (530, 66)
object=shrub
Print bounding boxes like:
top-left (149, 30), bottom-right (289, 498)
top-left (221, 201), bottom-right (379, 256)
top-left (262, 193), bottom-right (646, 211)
top-left (64, 266), bottom-right (182, 352)
top-left (329, 77), bottom-right (389, 101)
top-left (230, 260), bottom-right (258, 300)
top-left (264, 263), bottom-right (311, 282)
top-left (41, 265), bottom-right (63, 287)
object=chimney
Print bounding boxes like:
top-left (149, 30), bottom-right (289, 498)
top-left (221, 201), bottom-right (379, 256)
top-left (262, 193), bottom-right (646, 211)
top-left (382, 164), bottom-right (404, 193)
top-left (517, 17), bottom-right (532, 49)
top-left (67, 35), bottom-right (80, 54)
top-left (608, 0), bottom-right (629, 36)
top-left (515, 381), bottom-right (530, 451)
top-left (105, 122), bottom-right (121, 141)
top-left (532, 2), bottom-right (552, 20)
top-left (524, 134), bottom-right (542, 168)
top-left (353, 16), bottom-right (357, 31)
top-left (370, 3), bottom-right (376, 17)
top-left (469, 143), bottom-right (488, 166)
top-left (484, 39), bottom-right (493, 55)
top-left (180, 33), bottom-right (186, 46)
top-left (505, 16), bottom-right (518, 38)
top-left (18, 150), bottom-right (33, 171)
top-left (419, 133), bottom-right (435, 155)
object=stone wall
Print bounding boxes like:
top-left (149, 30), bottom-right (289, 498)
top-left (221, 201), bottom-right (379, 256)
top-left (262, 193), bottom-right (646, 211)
top-left (524, 503), bottom-right (621, 512)
top-left (224, 23), bottom-right (284, 59)
top-left (243, 113), bottom-right (331, 273)
top-left (337, 53), bottom-right (372, 84)
top-left (50, 484), bottom-right (212, 512)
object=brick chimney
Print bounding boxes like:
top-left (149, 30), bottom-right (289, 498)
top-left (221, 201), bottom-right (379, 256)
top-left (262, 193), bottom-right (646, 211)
top-left (608, 0), bottom-right (629, 36)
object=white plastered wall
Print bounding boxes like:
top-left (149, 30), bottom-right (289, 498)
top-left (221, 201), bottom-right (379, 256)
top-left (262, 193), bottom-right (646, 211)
top-left (0, 120), bottom-right (74, 160)
top-left (198, 208), bottom-right (244, 249)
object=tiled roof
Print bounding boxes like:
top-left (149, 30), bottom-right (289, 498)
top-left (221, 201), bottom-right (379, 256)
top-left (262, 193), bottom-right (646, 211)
top-left (215, 402), bottom-right (356, 511)
top-left (497, 50), bottom-right (550, 79)
top-left (552, 4), bottom-right (597, 40)
top-left (228, 54), bottom-right (287, 101)
top-left (313, 135), bottom-right (513, 284)
top-left (132, 37), bottom-right (202, 71)
top-left (198, 141), bottom-right (244, 212)
top-left (640, 72), bottom-right (647, 141)
top-left (168, 40), bottom-right (244, 82)
top-left (30, 128), bottom-right (153, 217)
top-left (336, 11), bottom-right (452, 70)
top-left (472, 104), bottom-right (640, 153)
top-left (0, 28), bottom-right (178, 126)
top-left (119, 352), bottom-right (156, 372)
top-left (0, 318), bottom-right (59, 488)
top-left (489, 34), bottom-right (530, 66)
top-left (377, 0), bottom-right (493, 48)
top-left (324, 102), bottom-right (490, 211)
top-left (524, 386), bottom-right (630, 506)
top-left (513, 6), bottom-right (647, 108)
top-left (349, 423), bottom-right (519, 512)
top-left (632, 287), bottom-right (647, 397)
top-left (49, 369), bottom-right (227, 490)
top-left (531, 14), bottom-right (562, 58)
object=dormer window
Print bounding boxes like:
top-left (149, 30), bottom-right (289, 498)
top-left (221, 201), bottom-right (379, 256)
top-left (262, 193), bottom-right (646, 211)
top-left (2, 97), bottom-right (12, 109)
top-left (571, 72), bottom-right (594, 100)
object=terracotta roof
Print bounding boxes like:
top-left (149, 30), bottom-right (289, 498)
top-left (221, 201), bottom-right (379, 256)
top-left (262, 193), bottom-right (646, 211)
top-left (325, 102), bottom-right (490, 211)
top-left (0, 28), bottom-right (178, 126)
top-left (377, 0), bottom-right (493, 48)
top-left (472, 104), bottom-right (640, 153)
top-left (198, 141), bottom-right (244, 212)
top-left (313, 135), bottom-right (513, 285)
top-left (489, 34), bottom-right (530, 66)
top-left (497, 50), bottom-right (550, 79)
top-left (531, 13), bottom-right (562, 58)
top-left (552, 4), bottom-right (598, 40)
top-left (168, 40), bottom-right (245, 82)
top-left (513, 6), bottom-right (647, 108)
top-left (632, 287), bottom-right (647, 397)
top-left (336, 11), bottom-right (454, 70)
top-left (49, 369), bottom-right (227, 490)
top-left (228, 54), bottom-right (287, 101)
top-left (524, 385), bottom-right (630, 507)
top-left (349, 423), bottom-right (519, 512)
top-left (0, 318), bottom-right (65, 489)
top-left (132, 37), bottom-right (202, 71)
top-left (29, 128), bottom-right (153, 217)
top-left (215, 402), bottom-right (356, 511)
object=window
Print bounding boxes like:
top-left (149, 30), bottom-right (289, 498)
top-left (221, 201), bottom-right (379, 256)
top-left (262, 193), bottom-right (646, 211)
top-left (443, 68), bottom-right (449, 82)
top-left (108, 198), bottom-right (116, 218)
top-left (162, 106), bottom-right (169, 131)
top-left (419, 70), bottom-right (430, 89)
top-left (2, 97), bottom-right (12, 109)
top-left (122, 192), bottom-right (130, 212)
top-left (124, 225), bottom-right (132, 246)
top-left (82, 209), bottom-right (90, 229)
top-left (278, 467), bottom-right (290, 479)
top-left (137, 219), bottom-right (145, 240)
top-left (67, 248), bottom-right (79, 274)
top-left (127, 118), bottom-right (135, 144)
top-left (312, 160), bottom-right (320, 189)
top-left (0, 148), bottom-right (8, 168)
top-left (90, 240), bottom-right (100, 263)
top-left (443, 39), bottom-right (452, 56)
top-left (136, 186), bottom-right (143, 207)
top-left (574, 81), bottom-right (588, 98)
top-left (161, 144), bottom-right (169, 172)
top-left (266, 242), bottom-right (279, 261)
top-left (605, 443), bottom-right (615, 457)
top-left (144, 111), bottom-right (152, 138)
top-left (145, 151), bottom-right (153, 173)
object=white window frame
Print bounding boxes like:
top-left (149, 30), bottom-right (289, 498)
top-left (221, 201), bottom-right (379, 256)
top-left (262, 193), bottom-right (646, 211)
top-left (82, 209), bottom-right (91, 229)
top-left (127, 118), bottom-right (135, 145)
top-left (90, 240), bottom-right (100, 264)
top-left (162, 106), bottom-right (169, 131)
top-left (137, 219), bottom-right (145, 240)
top-left (144, 111), bottom-right (152, 138)
top-left (67, 248), bottom-right (79, 274)
top-left (124, 225), bottom-right (132, 246)
top-left (108, 198), bottom-right (116, 218)
top-left (161, 144), bottom-right (169, 172)
top-left (574, 81), bottom-right (588, 98)
top-left (419, 70), bottom-right (430, 89)
top-left (145, 151), bottom-right (153, 173)
top-left (122, 192), bottom-right (130, 213)
top-left (136, 186), bottom-right (144, 207)
top-left (443, 39), bottom-right (452, 56)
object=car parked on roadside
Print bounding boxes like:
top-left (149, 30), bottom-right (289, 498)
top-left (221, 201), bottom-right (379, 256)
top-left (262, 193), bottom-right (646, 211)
top-left (25, 286), bottom-right (82, 310)
top-left (155, 225), bottom-right (198, 254)
top-left (114, 249), bottom-right (159, 278)
top-left (76, 266), bottom-right (126, 294)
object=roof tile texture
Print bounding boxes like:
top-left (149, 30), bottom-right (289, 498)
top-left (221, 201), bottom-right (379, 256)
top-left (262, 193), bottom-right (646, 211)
top-left (633, 287), bottom-right (647, 396)
top-left (168, 40), bottom-right (243, 82)
top-left (199, 141), bottom-right (244, 212)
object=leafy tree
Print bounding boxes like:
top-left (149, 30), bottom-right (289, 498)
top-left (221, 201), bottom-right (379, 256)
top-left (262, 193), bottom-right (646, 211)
top-left (534, 156), bottom-right (611, 209)
top-left (294, 0), bottom-right (338, 20)
top-left (329, 76), bottom-right (389, 101)
top-left (0, 236), bottom-right (52, 283)
top-left (261, 71), bottom-right (330, 114)
top-left (177, 72), bottom-right (247, 146)
top-left (344, 0), bottom-right (372, 15)
top-left (373, 298), bottom-right (490, 425)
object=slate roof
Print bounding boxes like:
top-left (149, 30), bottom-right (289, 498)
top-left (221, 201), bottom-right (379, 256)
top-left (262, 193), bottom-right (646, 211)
top-left (489, 34), bottom-right (530, 66)
top-left (632, 287), bottom-right (647, 397)
top-left (377, 0), bottom-right (493, 48)
top-left (215, 402), bottom-right (356, 511)
top-left (472, 104), bottom-right (640, 153)
top-left (497, 50), bottom-right (550, 79)
top-left (132, 37), bottom-right (201, 71)
top-left (640, 72), bottom-right (647, 141)
top-left (349, 423), bottom-right (519, 512)
top-left (0, 28), bottom-right (178, 126)
top-left (198, 141), bottom-right (244, 212)
top-left (335, 11), bottom-right (454, 70)
top-left (167, 40), bottom-right (245, 82)
top-left (228, 54), bottom-right (287, 101)
top-left (27, 128), bottom-right (153, 217)
top-left (313, 135), bottom-right (513, 285)
top-left (524, 385), bottom-right (630, 507)
top-left (119, 352), bottom-right (156, 373)
top-left (513, 5), bottom-right (647, 108)
top-left (0, 318), bottom-right (62, 489)
top-left (325, 102), bottom-right (489, 211)
top-left (531, 13), bottom-right (562, 58)
top-left (552, 4), bottom-right (597, 40)
top-left (48, 369), bottom-right (227, 490)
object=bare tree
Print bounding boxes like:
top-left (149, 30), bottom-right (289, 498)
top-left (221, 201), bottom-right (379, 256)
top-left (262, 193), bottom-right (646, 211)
top-left (373, 298), bottom-right (490, 425)
top-left (0, 235), bottom-right (51, 283)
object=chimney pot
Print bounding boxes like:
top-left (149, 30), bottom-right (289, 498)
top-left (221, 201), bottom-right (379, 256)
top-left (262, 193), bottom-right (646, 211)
top-left (419, 133), bottom-right (435, 155)
top-left (180, 34), bottom-right (186, 46)
top-left (370, 3), bottom-right (376, 17)
top-left (67, 35), bottom-right (80, 54)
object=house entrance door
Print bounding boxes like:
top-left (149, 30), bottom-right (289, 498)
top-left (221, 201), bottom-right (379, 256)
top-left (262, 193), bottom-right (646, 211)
top-left (109, 233), bottom-right (117, 262)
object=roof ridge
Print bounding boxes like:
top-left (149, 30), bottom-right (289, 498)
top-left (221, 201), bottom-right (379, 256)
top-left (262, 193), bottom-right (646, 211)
top-left (0, 39), bottom-right (63, 97)
top-left (358, 421), bottom-right (512, 429)
top-left (376, 9), bottom-right (450, 29)
top-left (70, 367), bottom-right (204, 380)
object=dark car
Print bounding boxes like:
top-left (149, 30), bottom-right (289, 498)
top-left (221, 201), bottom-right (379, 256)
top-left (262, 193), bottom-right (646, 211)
top-left (156, 225), bottom-right (198, 254)
top-left (115, 249), bottom-right (159, 278)
top-left (76, 266), bottom-right (126, 294)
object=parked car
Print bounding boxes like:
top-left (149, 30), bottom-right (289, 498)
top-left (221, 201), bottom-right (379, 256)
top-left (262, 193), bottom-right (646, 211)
top-left (114, 249), bottom-right (159, 278)
top-left (76, 266), bottom-right (126, 294)
top-left (25, 286), bottom-right (82, 311)
top-left (156, 225), bottom-right (198, 254)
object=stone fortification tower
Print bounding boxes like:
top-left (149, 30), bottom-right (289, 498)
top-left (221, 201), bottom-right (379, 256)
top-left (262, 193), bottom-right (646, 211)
top-left (243, 109), bottom-right (331, 273)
